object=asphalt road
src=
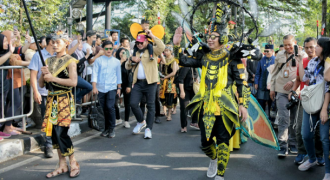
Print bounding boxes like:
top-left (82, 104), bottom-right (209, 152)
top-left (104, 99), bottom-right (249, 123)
top-left (0, 108), bottom-right (325, 180)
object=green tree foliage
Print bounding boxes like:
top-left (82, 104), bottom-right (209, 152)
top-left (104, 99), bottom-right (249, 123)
top-left (0, 0), bottom-right (71, 36)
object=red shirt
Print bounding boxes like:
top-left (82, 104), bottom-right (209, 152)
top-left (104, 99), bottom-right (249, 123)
top-left (297, 57), bottom-right (310, 91)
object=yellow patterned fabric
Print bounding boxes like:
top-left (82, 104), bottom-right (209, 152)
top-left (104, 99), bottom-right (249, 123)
top-left (41, 90), bottom-right (75, 137)
top-left (46, 55), bottom-right (79, 78)
top-left (217, 143), bottom-right (230, 176)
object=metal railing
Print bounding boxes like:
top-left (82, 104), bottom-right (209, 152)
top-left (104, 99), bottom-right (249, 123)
top-left (0, 66), bottom-right (33, 131)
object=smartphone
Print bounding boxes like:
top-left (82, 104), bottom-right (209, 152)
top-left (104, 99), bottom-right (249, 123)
top-left (92, 40), bottom-right (96, 47)
top-left (13, 26), bottom-right (18, 31)
top-left (26, 29), bottom-right (29, 35)
top-left (294, 45), bottom-right (298, 56)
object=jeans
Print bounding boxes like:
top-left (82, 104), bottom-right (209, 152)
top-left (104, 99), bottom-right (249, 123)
top-left (76, 76), bottom-right (92, 102)
top-left (98, 90), bottom-right (117, 130)
top-left (248, 83), bottom-right (256, 96)
top-left (179, 88), bottom-right (195, 128)
top-left (320, 119), bottom-right (330, 173)
top-left (302, 109), bottom-right (329, 172)
top-left (130, 80), bottom-right (157, 130)
top-left (297, 103), bottom-right (322, 156)
top-left (140, 85), bottom-right (160, 117)
top-left (40, 96), bottom-right (52, 148)
top-left (5, 84), bottom-right (22, 126)
top-left (276, 92), bottom-right (297, 150)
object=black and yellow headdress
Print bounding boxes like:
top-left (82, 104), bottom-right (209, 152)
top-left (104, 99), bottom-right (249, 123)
top-left (208, 2), bottom-right (230, 45)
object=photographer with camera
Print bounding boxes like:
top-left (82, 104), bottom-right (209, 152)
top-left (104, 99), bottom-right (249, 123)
top-left (288, 37), bottom-right (324, 165)
top-left (270, 35), bottom-right (307, 157)
top-left (296, 38), bottom-right (330, 178)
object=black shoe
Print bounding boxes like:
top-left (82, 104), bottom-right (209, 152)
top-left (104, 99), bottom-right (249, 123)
top-left (108, 129), bottom-right (115, 138)
top-left (44, 147), bottom-right (54, 158)
top-left (278, 148), bottom-right (288, 157)
top-left (101, 129), bottom-right (109, 137)
top-left (155, 117), bottom-right (161, 124)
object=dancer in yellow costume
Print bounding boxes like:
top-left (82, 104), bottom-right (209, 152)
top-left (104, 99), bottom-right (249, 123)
top-left (172, 3), bottom-right (261, 180)
top-left (39, 33), bottom-right (80, 178)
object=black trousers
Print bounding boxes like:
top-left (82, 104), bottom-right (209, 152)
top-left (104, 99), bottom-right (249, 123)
top-left (199, 115), bottom-right (231, 147)
top-left (179, 88), bottom-right (195, 128)
top-left (258, 99), bottom-right (273, 118)
top-left (130, 80), bottom-right (157, 130)
top-left (140, 84), bottom-right (160, 117)
top-left (114, 87), bottom-right (131, 122)
top-left (98, 90), bottom-right (116, 130)
top-left (51, 125), bottom-right (74, 157)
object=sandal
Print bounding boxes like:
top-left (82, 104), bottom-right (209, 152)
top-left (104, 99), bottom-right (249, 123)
top-left (166, 116), bottom-right (172, 121)
top-left (69, 161), bottom-right (80, 178)
top-left (46, 166), bottom-right (68, 179)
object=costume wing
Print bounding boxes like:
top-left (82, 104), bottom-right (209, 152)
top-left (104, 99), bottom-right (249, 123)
top-left (130, 23), bottom-right (143, 39)
top-left (150, 25), bottom-right (165, 40)
top-left (239, 95), bottom-right (280, 150)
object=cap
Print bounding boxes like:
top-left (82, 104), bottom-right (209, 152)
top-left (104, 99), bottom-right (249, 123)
top-left (265, 44), bottom-right (274, 50)
top-left (136, 35), bottom-right (146, 42)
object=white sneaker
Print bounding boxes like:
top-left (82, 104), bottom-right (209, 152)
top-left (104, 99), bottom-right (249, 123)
top-left (298, 159), bottom-right (318, 171)
top-left (144, 128), bottom-right (152, 139)
top-left (116, 119), bottom-right (123, 126)
top-left (207, 158), bottom-right (217, 178)
top-left (132, 121), bottom-right (146, 134)
top-left (323, 173), bottom-right (330, 180)
top-left (124, 121), bottom-right (130, 128)
top-left (214, 175), bottom-right (224, 180)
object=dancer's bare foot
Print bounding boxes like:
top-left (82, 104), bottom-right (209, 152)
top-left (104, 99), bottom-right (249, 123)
top-left (69, 160), bottom-right (80, 178)
top-left (46, 165), bottom-right (68, 178)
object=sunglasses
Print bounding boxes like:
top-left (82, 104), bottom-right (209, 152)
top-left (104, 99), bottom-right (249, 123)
top-left (136, 42), bottom-right (144, 45)
top-left (205, 35), bottom-right (220, 40)
top-left (104, 47), bottom-right (113, 51)
top-left (264, 50), bottom-right (270, 53)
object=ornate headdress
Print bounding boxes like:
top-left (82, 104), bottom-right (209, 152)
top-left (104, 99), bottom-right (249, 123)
top-left (52, 31), bottom-right (70, 43)
top-left (208, 2), bottom-right (230, 45)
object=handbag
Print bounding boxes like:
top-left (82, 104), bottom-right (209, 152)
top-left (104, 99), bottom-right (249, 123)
top-left (301, 80), bottom-right (325, 114)
top-left (128, 61), bottom-right (140, 88)
top-left (88, 95), bottom-right (105, 131)
top-left (192, 68), bottom-right (200, 94)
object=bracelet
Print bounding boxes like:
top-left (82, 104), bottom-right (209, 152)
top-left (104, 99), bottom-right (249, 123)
top-left (117, 87), bottom-right (122, 90)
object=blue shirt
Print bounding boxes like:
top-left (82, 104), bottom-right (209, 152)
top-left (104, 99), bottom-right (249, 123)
top-left (28, 48), bottom-right (54, 96)
top-left (255, 55), bottom-right (275, 86)
top-left (91, 55), bottom-right (122, 93)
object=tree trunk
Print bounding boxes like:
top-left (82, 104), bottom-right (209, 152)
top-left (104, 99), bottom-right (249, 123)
top-left (322, 0), bottom-right (327, 36)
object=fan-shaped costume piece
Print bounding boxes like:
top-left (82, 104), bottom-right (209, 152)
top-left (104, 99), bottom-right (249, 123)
top-left (130, 23), bottom-right (165, 42)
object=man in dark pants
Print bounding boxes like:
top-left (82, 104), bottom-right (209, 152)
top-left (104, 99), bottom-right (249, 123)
top-left (126, 32), bottom-right (165, 139)
top-left (28, 35), bottom-right (54, 158)
top-left (92, 41), bottom-right (122, 138)
top-left (140, 84), bottom-right (162, 124)
top-left (176, 66), bottom-right (196, 132)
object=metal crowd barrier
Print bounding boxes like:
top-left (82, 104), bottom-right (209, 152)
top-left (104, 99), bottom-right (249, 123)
top-left (0, 66), bottom-right (33, 131)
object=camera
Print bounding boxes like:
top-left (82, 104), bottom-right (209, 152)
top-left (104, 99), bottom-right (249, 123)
top-left (286, 90), bottom-right (299, 110)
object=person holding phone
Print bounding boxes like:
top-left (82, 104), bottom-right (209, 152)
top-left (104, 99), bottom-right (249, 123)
top-left (82, 30), bottom-right (96, 82)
